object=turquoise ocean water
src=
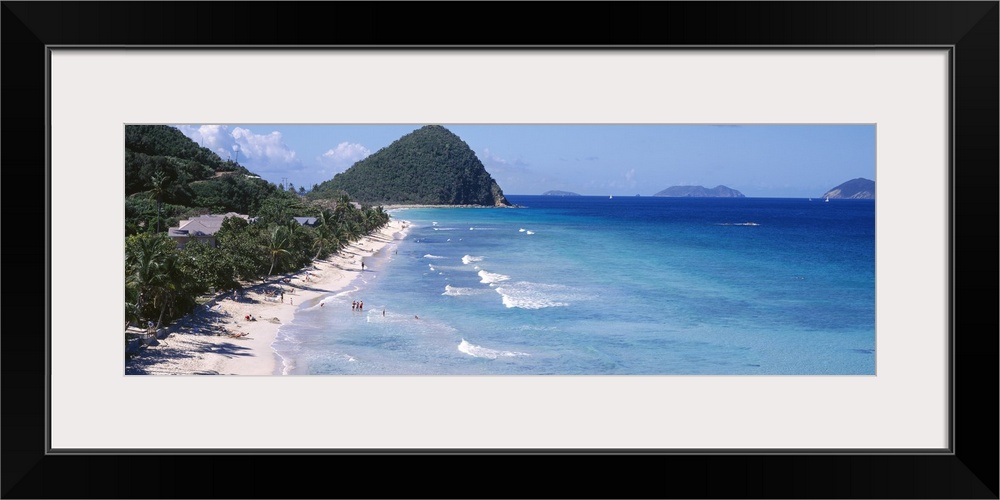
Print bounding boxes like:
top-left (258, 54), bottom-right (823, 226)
top-left (272, 195), bottom-right (875, 375)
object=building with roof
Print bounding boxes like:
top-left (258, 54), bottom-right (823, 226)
top-left (292, 217), bottom-right (319, 227)
top-left (167, 212), bottom-right (251, 249)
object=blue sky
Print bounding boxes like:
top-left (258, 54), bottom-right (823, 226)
top-left (175, 124), bottom-right (875, 198)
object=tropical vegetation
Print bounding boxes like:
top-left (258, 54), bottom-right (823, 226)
top-left (124, 125), bottom-right (391, 334)
top-left (308, 125), bottom-right (512, 206)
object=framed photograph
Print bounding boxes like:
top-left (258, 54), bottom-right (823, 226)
top-left (5, 2), bottom-right (996, 498)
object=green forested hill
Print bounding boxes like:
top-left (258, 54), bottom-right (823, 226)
top-left (124, 125), bottom-right (253, 198)
top-left (123, 125), bottom-right (392, 332)
top-left (124, 125), bottom-right (291, 234)
top-left (309, 125), bottom-right (512, 206)
top-left (125, 125), bottom-right (237, 174)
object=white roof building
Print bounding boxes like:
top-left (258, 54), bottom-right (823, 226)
top-left (167, 212), bottom-right (250, 249)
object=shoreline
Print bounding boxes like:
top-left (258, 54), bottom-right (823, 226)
top-left (382, 204), bottom-right (523, 210)
top-left (125, 218), bottom-right (410, 375)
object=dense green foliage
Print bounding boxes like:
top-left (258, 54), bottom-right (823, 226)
top-left (125, 125), bottom-right (239, 174)
top-left (124, 125), bottom-right (290, 234)
top-left (309, 125), bottom-right (512, 206)
top-left (124, 125), bottom-right (392, 335)
top-left (125, 232), bottom-right (206, 330)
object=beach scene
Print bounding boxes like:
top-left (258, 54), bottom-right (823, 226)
top-left (125, 124), bottom-right (875, 375)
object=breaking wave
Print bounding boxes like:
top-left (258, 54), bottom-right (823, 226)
top-left (494, 282), bottom-right (580, 309)
top-left (458, 339), bottom-right (529, 359)
top-left (478, 270), bottom-right (511, 285)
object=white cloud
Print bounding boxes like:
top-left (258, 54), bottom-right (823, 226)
top-left (231, 127), bottom-right (298, 164)
top-left (319, 142), bottom-right (371, 172)
top-left (625, 168), bottom-right (636, 182)
top-left (479, 148), bottom-right (530, 172)
top-left (176, 125), bottom-right (235, 159)
top-left (479, 148), bottom-right (508, 167)
top-left (176, 125), bottom-right (301, 173)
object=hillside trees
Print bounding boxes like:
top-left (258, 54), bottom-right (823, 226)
top-left (308, 125), bottom-right (511, 206)
top-left (124, 125), bottom-right (395, 332)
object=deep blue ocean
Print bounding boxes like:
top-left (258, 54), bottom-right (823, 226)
top-left (272, 195), bottom-right (875, 375)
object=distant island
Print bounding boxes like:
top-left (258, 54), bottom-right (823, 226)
top-left (822, 178), bottom-right (875, 199)
top-left (653, 185), bottom-right (745, 198)
top-left (542, 190), bottom-right (581, 196)
top-left (309, 125), bottom-right (512, 207)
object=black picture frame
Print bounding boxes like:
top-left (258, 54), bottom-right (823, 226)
top-left (3, 2), bottom-right (996, 498)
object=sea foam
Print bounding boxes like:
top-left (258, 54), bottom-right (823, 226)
top-left (458, 339), bottom-right (529, 359)
top-left (462, 255), bottom-right (484, 265)
top-left (494, 282), bottom-right (574, 309)
top-left (478, 270), bottom-right (510, 284)
top-left (442, 285), bottom-right (484, 296)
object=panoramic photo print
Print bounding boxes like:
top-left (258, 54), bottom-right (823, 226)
top-left (124, 124), bottom-right (876, 376)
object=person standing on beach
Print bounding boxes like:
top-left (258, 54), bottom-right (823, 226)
top-left (359, 300), bottom-right (364, 311)
top-left (281, 291), bottom-right (284, 303)
top-left (361, 261), bottom-right (365, 271)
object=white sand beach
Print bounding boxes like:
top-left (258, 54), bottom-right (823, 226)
top-left (125, 218), bottom-right (409, 375)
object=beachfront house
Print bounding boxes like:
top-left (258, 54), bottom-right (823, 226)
top-left (292, 217), bottom-right (319, 227)
top-left (168, 212), bottom-right (251, 249)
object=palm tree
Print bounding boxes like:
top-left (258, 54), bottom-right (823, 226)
top-left (333, 194), bottom-right (354, 225)
top-left (125, 233), bottom-right (168, 323)
top-left (311, 209), bottom-right (338, 259)
top-left (315, 209), bottom-right (334, 239)
top-left (310, 237), bottom-right (324, 260)
top-left (345, 220), bottom-right (363, 243)
top-left (266, 225), bottom-right (291, 276)
top-left (329, 225), bottom-right (347, 253)
top-left (149, 171), bottom-right (168, 233)
top-left (365, 206), bottom-right (389, 231)
top-left (125, 232), bottom-right (187, 330)
top-left (375, 206), bottom-right (390, 228)
top-left (151, 250), bottom-right (184, 329)
top-left (125, 277), bottom-right (141, 330)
